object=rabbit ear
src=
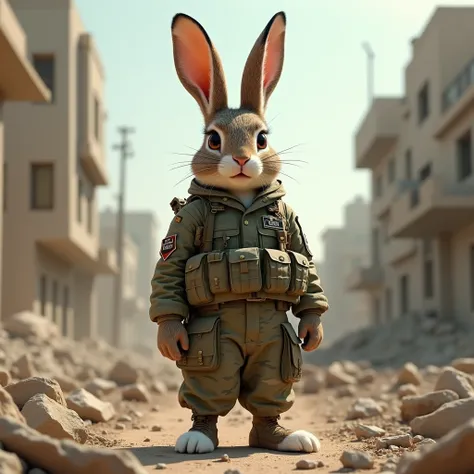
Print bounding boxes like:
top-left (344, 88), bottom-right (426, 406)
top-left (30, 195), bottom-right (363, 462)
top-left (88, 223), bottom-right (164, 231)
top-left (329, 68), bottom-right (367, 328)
top-left (240, 12), bottom-right (286, 115)
top-left (171, 14), bottom-right (228, 119)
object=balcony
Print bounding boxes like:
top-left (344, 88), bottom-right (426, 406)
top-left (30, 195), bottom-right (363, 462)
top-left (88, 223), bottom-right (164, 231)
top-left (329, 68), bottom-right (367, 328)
top-left (386, 238), bottom-right (417, 265)
top-left (372, 185), bottom-right (396, 219)
top-left (389, 175), bottom-right (474, 238)
top-left (78, 33), bottom-right (108, 186)
top-left (346, 265), bottom-right (383, 292)
top-left (354, 98), bottom-right (402, 169)
top-left (436, 56), bottom-right (474, 139)
top-left (0, 0), bottom-right (50, 102)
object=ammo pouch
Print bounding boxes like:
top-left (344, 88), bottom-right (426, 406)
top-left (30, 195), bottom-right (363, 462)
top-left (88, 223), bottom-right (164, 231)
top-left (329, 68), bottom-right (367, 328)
top-left (184, 247), bottom-right (311, 307)
top-left (280, 322), bottom-right (303, 383)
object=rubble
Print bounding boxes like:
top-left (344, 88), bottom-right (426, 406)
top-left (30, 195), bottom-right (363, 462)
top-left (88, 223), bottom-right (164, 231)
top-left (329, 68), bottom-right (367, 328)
top-left (396, 363), bottom-right (423, 386)
top-left (433, 367), bottom-right (474, 398)
top-left (108, 361), bottom-right (141, 386)
top-left (353, 424), bottom-right (386, 439)
top-left (346, 397), bottom-right (384, 420)
top-left (0, 387), bottom-right (25, 423)
top-left (0, 449), bottom-right (23, 473)
top-left (10, 354), bottom-right (34, 380)
top-left (450, 357), bottom-right (474, 375)
top-left (84, 378), bottom-right (118, 398)
top-left (121, 384), bottom-right (151, 403)
top-left (5, 377), bottom-right (67, 409)
top-left (400, 390), bottom-right (459, 422)
top-left (326, 362), bottom-right (357, 387)
top-left (66, 389), bottom-right (116, 423)
top-left (3, 311), bottom-right (59, 341)
top-left (340, 450), bottom-right (374, 469)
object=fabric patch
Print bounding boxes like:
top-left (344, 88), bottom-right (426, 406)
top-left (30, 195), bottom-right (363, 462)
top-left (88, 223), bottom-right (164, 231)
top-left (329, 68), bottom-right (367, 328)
top-left (262, 215), bottom-right (284, 231)
top-left (295, 216), bottom-right (313, 258)
top-left (175, 216), bottom-right (183, 223)
top-left (160, 234), bottom-right (177, 261)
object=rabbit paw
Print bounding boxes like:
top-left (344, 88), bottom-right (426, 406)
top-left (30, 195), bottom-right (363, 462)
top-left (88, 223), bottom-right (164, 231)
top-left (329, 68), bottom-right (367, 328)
top-left (174, 431), bottom-right (215, 454)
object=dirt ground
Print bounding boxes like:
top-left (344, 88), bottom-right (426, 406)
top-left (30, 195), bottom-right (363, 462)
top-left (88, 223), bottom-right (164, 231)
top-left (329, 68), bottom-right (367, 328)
top-left (100, 372), bottom-right (409, 474)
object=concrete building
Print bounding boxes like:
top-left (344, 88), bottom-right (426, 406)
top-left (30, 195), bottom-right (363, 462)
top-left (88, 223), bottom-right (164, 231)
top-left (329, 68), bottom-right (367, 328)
top-left (0, 0), bottom-right (50, 319)
top-left (100, 209), bottom-right (159, 354)
top-left (347, 7), bottom-right (474, 326)
top-left (320, 196), bottom-right (371, 345)
top-left (2, 0), bottom-right (116, 339)
top-left (96, 225), bottom-right (146, 349)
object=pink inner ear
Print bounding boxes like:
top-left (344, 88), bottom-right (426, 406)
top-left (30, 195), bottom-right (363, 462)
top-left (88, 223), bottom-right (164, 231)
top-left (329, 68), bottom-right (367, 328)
top-left (263, 40), bottom-right (281, 90)
top-left (174, 21), bottom-right (212, 102)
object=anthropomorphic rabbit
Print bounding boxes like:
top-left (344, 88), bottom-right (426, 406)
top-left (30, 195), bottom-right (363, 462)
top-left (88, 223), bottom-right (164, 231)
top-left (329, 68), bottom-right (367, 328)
top-left (149, 11), bottom-right (329, 455)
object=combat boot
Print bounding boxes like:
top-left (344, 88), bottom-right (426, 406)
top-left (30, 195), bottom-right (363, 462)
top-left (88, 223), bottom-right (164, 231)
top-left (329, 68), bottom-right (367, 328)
top-left (190, 414), bottom-right (219, 448)
top-left (175, 413), bottom-right (219, 454)
top-left (249, 415), bottom-right (320, 453)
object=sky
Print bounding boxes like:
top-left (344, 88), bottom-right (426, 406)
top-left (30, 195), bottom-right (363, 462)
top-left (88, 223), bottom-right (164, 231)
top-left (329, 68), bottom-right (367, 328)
top-left (75, 0), bottom-right (472, 260)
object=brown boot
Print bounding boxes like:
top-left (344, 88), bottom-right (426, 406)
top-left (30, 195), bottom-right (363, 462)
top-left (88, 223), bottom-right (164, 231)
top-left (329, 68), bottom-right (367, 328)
top-left (249, 416), bottom-right (320, 452)
top-left (249, 416), bottom-right (293, 450)
top-left (189, 414), bottom-right (219, 448)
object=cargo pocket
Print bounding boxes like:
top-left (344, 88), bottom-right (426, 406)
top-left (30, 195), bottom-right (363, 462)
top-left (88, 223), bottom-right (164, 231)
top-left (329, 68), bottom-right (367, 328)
top-left (185, 253), bottom-right (214, 306)
top-left (257, 227), bottom-right (279, 249)
top-left (262, 249), bottom-right (291, 294)
top-left (207, 251), bottom-right (230, 294)
top-left (287, 251), bottom-right (310, 297)
top-left (176, 316), bottom-right (221, 372)
top-left (280, 322), bottom-right (303, 384)
top-left (228, 247), bottom-right (262, 293)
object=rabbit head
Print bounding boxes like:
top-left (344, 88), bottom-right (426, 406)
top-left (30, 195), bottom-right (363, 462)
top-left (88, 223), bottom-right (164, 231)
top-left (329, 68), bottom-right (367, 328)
top-left (171, 12), bottom-right (286, 193)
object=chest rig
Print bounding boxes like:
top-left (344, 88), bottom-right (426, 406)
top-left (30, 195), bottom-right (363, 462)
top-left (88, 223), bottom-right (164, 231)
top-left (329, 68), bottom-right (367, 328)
top-left (170, 195), bottom-right (290, 253)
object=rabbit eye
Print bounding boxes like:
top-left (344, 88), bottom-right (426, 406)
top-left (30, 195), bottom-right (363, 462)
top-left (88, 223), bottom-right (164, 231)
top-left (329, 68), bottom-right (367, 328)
top-left (207, 131), bottom-right (221, 151)
top-left (256, 131), bottom-right (267, 150)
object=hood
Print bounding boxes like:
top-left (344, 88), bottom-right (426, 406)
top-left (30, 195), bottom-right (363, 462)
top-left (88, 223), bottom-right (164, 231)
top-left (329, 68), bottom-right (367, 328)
top-left (187, 178), bottom-right (287, 203)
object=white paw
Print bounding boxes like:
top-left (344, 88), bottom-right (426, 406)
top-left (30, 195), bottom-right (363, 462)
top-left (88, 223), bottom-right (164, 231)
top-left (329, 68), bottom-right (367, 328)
top-left (277, 430), bottom-right (321, 453)
top-left (174, 431), bottom-right (215, 454)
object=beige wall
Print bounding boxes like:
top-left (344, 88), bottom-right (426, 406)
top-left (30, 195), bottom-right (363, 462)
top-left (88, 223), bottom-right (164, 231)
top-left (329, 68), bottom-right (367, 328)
top-left (2, 0), bottom-right (114, 340)
top-left (350, 7), bottom-right (474, 327)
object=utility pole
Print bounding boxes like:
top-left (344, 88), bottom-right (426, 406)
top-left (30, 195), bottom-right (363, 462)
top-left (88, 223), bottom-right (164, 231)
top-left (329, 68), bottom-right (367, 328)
top-left (112, 126), bottom-right (135, 348)
top-left (362, 42), bottom-right (375, 106)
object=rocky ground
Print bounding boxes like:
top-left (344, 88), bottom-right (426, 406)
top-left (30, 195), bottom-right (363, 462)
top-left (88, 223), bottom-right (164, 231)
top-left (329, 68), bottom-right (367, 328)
top-left (1, 311), bottom-right (474, 473)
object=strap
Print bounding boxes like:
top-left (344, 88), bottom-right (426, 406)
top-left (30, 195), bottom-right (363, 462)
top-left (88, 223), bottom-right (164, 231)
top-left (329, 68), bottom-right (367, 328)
top-left (201, 201), bottom-right (225, 253)
top-left (275, 199), bottom-right (290, 251)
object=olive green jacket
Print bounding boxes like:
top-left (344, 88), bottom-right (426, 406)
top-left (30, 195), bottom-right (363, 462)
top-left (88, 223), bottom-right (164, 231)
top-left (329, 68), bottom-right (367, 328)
top-left (149, 179), bottom-right (329, 324)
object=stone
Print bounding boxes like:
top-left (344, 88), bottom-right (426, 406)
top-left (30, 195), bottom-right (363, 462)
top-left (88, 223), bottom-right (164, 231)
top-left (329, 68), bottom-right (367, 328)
top-left (21, 393), bottom-right (88, 444)
top-left (295, 459), bottom-right (316, 470)
top-left (400, 390), bottom-right (459, 422)
top-left (3, 311), bottom-right (59, 341)
top-left (302, 373), bottom-right (325, 394)
top-left (52, 375), bottom-right (79, 393)
top-left (410, 397), bottom-right (474, 438)
top-left (354, 424), bottom-right (386, 439)
top-left (10, 354), bottom-right (34, 380)
top-left (336, 385), bottom-right (356, 398)
top-left (150, 381), bottom-right (168, 395)
top-left (346, 397), bottom-right (384, 420)
top-left (84, 378), bottom-right (118, 397)
top-left (340, 450), bottom-right (374, 470)
top-left (0, 369), bottom-right (12, 387)
top-left (326, 362), bottom-right (357, 387)
top-left (396, 419), bottom-right (474, 474)
top-left (451, 357), bottom-right (474, 375)
top-left (0, 449), bottom-right (23, 474)
top-left (5, 377), bottom-right (67, 409)
top-left (357, 369), bottom-right (376, 385)
top-left (434, 368), bottom-right (474, 399)
top-left (66, 388), bottom-right (115, 423)
top-left (0, 416), bottom-right (147, 474)
top-left (397, 363), bottom-right (423, 386)
top-left (375, 434), bottom-right (413, 449)
top-left (121, 384), bottom-right (150, 403)
top-left (341, 360), bottom-right (360, 376)
top-left (0, 387), bottom-right (25, 424)
top-left (108, 361), bottom-right (140, 386)
top-left (397, 384), bottom-right (418, 398)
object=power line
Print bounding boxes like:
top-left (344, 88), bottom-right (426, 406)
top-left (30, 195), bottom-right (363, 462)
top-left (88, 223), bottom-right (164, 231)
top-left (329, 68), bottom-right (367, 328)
top-left (111, 126), bottom-right (135, 348)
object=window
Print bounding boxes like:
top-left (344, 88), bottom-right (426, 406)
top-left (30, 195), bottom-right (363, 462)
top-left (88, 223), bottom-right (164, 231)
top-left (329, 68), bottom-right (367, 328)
top-left (385, 288), bottom-right (393, 321)
top-left (418, 82), bottom-right (429, 123)
top-left (456, 130), bottom-right (472, 181)
top-left (3, 163), bottom-right (6, 211)
top-left (77, 179), bottom-right (83, 222)
top-left (39, 274), bottom-right (47, 316)
top-left (33, 54), bottom-right (55, 101)
top-left (87, 195), bottom-right (93, 233)
top-left (405, 149), bottom-right (413, 180)
top-left (388, 158), bottom-right (396, 184)
top-left (62, 286), bottom-right (69, 337)
top-left (94, 96), bottom-right (100, 141)
top-left (52, 280), bottom-right (58, 322)
top-left (400, 274), bottom-right (409, 315)
top-left (419, 162), bottom-right (432, 182)
top-left (423, 260), bottom-right (434, 299)
top-left (31, 163), bottom-right (54, 210)
top-left (371, 228), bottom-right (380, 265)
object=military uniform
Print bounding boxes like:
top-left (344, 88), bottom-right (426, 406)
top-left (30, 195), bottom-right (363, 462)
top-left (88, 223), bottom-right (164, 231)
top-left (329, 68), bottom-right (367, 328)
top-left (150, 178), bottom-right (328, 447)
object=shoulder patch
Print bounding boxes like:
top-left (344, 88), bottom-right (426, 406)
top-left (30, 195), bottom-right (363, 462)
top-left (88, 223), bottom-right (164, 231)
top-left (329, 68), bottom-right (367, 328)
top-left (295, 216), bottom-right (313, 258)
top-left (160, 234), bottom-right (177, 261)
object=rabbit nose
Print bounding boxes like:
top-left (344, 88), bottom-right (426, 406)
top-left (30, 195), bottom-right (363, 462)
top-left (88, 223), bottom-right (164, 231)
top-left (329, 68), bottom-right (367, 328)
top-left (233, 156), bottom-right (250, 167)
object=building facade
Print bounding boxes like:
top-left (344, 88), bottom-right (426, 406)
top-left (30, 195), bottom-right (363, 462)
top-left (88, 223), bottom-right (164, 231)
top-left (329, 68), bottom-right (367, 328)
top-left (347, 7), bottom-right (474, 326)
top-left (2, 0), bottom-right (116, 339)
top-left (100, 209), bottom-right (159, 354)
top-left (96, 225), bottom-right (145, 349)
top-left (320, 196), bottom-right (371, 345)
top-left (0, 0), bottom-right (50, 319)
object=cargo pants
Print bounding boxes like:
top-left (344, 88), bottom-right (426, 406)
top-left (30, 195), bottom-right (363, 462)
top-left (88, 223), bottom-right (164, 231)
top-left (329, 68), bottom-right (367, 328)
top-left (177, 300), bottom-right (303, 417)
